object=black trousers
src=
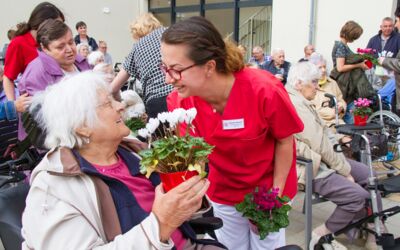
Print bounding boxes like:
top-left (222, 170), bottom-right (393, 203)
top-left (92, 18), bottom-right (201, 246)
top-left (145, 95), bottom-right (168, 119)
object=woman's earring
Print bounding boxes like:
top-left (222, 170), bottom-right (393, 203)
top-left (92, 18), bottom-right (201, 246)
top-left (83, 137), bottom-right (90, 144)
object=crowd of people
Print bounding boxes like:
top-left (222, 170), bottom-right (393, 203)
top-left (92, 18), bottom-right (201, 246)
top-left (2, 1), bottom-right (400, 250)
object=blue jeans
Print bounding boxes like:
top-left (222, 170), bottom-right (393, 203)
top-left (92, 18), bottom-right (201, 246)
top-left (343, 102), bottom-right (354, 124)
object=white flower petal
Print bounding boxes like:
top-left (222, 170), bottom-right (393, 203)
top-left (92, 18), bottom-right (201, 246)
top-left (138, 128), bottom-right (150, 138)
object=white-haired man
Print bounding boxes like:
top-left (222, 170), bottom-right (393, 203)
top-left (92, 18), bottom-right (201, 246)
top-left (264, 48), bottom-right (290, 85)
top-left (367, 17), bottom-right (400, 58)
top-left (248, 46), bottom-right (270, 68)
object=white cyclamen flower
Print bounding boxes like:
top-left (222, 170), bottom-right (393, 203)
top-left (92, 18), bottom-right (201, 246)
top-left (157, 112), bottom-right (169, 123)
top-left (185, 108), bottom-right (197, 124)
top-left (138, 128), bottom-right (150, 138)
top-left (167, 111), bottom-right (179, 128)
top-left (172, 108), bottom-right (186, 123)
top-left (146, 118), bottom-right (160, 134)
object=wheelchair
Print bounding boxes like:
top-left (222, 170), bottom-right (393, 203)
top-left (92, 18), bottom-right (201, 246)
top-left (0, 149), bottom-right (38, 250)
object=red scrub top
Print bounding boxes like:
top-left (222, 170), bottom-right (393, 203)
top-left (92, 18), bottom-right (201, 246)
top-left (167, 68), bottom-right (304, 205)
top-left (4, 32), bottom-right (39, 81)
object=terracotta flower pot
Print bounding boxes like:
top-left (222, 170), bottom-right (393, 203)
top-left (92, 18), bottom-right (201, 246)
top-left (354, 115), bottom-right (368, 126)
top-left (159, 170), bottom-right (198, 192)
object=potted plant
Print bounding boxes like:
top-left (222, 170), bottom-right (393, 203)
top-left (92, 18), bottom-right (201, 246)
top-left (138, 108), bottom-right (214, 191)
top-left (235, 187), bottom-right (291, 240)
top-left (352, 98), bottom-right (373, 126)
top-left (356, 48), bottom-right (379, 69)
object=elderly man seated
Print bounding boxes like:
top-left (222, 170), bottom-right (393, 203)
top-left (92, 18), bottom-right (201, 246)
top-left (285, 62), bottom-right (381, 250)
top-left (248, 45), bottom-right (270, 68)
top-left (264, 48), bottom-right (291, 85)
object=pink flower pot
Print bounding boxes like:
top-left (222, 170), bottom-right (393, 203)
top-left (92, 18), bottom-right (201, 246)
top-left (354, 115), bottom-right (368, 126)
top-left (159, 170), bottom-right (198, 192)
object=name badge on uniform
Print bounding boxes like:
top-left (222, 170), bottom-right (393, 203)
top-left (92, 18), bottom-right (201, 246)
top-left (222, 119), bottom-right (244, 130)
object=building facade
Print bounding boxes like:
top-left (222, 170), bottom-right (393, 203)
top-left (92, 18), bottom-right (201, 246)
top-left (0, 0), bottom-right (398, 67)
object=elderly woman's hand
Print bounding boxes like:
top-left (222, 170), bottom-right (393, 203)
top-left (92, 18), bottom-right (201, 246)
top-left (152, 175), bottom-right (210, 242)
top-left (15, 93), bottom-right (32, 113)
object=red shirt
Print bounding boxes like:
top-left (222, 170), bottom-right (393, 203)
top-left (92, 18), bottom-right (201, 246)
top-left (93, 156), bottom-right (187, 250)
top-left (4, 32), bottom-right (39, 81)
top-left (167, 68), bottom-right (304, 205)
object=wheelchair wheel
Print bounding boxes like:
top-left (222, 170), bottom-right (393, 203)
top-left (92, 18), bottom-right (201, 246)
top-left (368, 110), bottom-right (400, 160)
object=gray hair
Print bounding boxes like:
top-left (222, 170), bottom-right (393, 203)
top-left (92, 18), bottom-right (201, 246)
top-left (252, 46), bottom-right (264, 53)
top-left (88, 51), bottom-right (104, 66)
top-left (271, 48), bottom-right (284, 56)
top-left (76, 42), bottom-right (90, 53)
top-left (30, 71), bottom-right (111, 149)
top-left (287, 62), bottom-right (321, 88)
top-left (308, 52), bottom-right (326, 66)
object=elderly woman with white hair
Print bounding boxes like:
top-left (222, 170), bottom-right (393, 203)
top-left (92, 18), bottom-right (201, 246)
top-left (21, 72), bottom-right (226, 250)
top-left (76, 42), bottom-right (90, 59)
top-left (286, 62), bottom-right (380, 249)
top-left (308, 52), bottom-right (347, 128)
top-left (88, 50), bottom-right (105, 68)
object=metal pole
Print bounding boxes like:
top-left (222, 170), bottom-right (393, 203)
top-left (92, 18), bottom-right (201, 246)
top-left (308, 0), bottom-right (316, 45)
top-left (234, 0), bottom-right (239, 42)
top-left (361, 134), bottom-right (383, 250)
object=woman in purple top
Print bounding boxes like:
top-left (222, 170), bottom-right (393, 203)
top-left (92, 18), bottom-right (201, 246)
top-left (18, 19), bottom-right (90, 140)
top-left (19, 19), bottom-right (90, 96)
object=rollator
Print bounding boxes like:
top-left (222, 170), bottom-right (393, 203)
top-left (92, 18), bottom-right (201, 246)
top-left (310, 123), bottom-right (400, 250)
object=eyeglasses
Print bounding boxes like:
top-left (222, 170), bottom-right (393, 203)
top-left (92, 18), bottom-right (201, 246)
top-left (160, 63), bottom-right (197, 80)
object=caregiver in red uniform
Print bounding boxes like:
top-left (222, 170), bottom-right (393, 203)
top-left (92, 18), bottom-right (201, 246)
top-left (162, 17), bottom-right (304, 250)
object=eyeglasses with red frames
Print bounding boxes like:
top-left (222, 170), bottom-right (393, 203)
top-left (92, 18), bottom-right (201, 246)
top-left (159, 63), bottom-right (197, 80)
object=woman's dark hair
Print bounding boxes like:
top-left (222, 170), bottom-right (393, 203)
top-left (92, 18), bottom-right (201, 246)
top-left (340, 20), bottom-right (363, 43)
top-left (7, 29), bottom-right (16, 40)
top-left (15, 2), bottom-right (64, 36)
top-left (161, 16), bottom-right (244, 74)
top-left (37, 19), bottom-right (70, 50)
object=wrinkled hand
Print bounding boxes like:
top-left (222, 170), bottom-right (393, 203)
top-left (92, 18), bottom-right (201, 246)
top-left (359, 62), bottom-right (370, 70)
top-left (14, 93), bottom-right (32, 113)
top-left (338, 105), bottom-right (344, 114)
top-left (152, 176), bottom-right (210, 241)
top-left (345, 174), bottom-right (355, 183)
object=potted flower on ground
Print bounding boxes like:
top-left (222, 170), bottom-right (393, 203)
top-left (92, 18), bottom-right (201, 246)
top-left (352, 98), bottom-right (373, 126)
top-left (138, 108), bottom-right (214, 191)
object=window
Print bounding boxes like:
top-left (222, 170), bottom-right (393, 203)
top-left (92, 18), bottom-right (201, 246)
top-left (205, 8), bottom-right (234, 38)
top-left (149, 0), bottom-right (170, 8)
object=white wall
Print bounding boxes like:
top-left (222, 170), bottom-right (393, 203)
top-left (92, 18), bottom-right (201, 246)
top-left (0, 0), bottom-right (148, 64)
top-left (271, 0), bottom-right (396, 70)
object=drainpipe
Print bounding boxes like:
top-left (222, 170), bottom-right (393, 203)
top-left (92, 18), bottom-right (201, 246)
top-left (308, 0), bottom-right (316, 45)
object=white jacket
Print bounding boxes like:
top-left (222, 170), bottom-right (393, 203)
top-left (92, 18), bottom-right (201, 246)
top-left (21, 147), bottom-right (174, 250)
